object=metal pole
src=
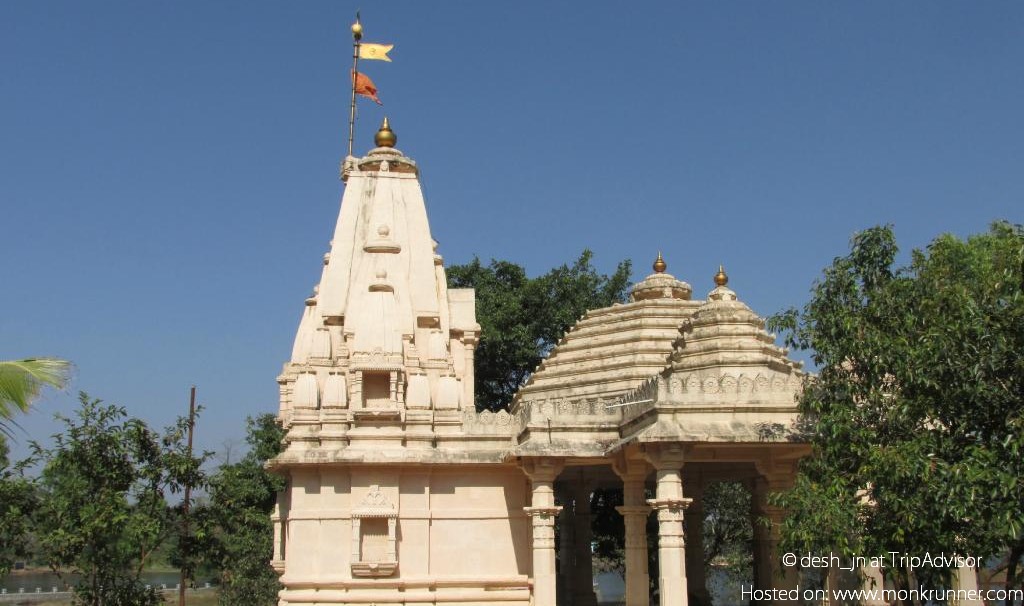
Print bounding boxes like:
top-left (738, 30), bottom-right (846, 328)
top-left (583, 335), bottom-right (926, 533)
top-left (347, 18), bottom-right (362, 158)
top-left (178, 385), bottom-right (196, 606)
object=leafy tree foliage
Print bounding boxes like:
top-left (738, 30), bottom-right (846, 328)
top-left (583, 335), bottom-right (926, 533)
top-left (702, 481), bottom-right (753, 587)
top-left (0, 437), bottom-right (39, 575)
top-left (590, 487), bottom-right (626, 573)
top-left (0, 357), bottom-right (70, 437)
top-left (197, 414), bottom-right (285, 606)
top-left (447, 250), bottom-right (632, 411)
top-left (0, 357), bottom-right (71, 574)
top-left (30, 392), bottom-right (206, 606)
top-left (769, 222), bottom-right (1024, 603)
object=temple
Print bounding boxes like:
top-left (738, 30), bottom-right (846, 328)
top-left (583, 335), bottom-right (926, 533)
top-left (269, 120), bottom-right (812, 606)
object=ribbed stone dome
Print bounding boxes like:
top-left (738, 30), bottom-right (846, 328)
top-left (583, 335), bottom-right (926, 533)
top-left (629, 271), bottom-right (693, 301)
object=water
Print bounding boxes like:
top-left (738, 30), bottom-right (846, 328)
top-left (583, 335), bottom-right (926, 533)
top-left (594, 567), bottom-right (747, 605)
top-left (1, 571), bottom-right (212, 594)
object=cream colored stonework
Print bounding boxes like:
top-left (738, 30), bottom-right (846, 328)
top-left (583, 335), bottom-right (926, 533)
top-left (271, 136), bottom-right (811, 606)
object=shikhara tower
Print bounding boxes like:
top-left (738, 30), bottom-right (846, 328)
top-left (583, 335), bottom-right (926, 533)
top-left (271, 121), bottom-right (532, 606)
top-left (270, 119), bottom-right (842, 606)
top-left (280, 119), bottom-right (480, 452)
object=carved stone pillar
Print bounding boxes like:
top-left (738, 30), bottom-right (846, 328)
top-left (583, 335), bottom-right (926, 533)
top-left (645, 446), bottom-right (692, 606)
top-left (684, 475), bottom-right (709, 605)
top-left (750, 477), bottom-right (773, 598)
top-left (571, 476), bottom-right (597, 606)
top-left (522, 458), bottom-right (565, 606)
top-left (614, 456), bottom-right (651, 606)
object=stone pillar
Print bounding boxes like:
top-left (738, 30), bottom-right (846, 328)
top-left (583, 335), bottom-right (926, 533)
top-left (556, 484), bottom-right (573, 606)
top-left (614, 456), bottom-right (651, 606)
top-left (684, 475), bottom-right (710, 606)
top-left (645, 446), bottom-right (692, 606)
top-left (952, 565), bottom-right (983, 606)
top-left (462, 332), bottom-right (477, 410)
top-left (522, 458), bottom-right (565, 606)
top-left (750, 477), bottom-right (773, 598)
top-left (764, 505), bottom-right (799, 598)
top-left (857, 563), bottom-right (887, 606)
top-left (752, 472), bottom-right (799, 605)
top-left (571, 476), bottom-right (598, 606)
top-left (270, 502), bottom-right (286, 574)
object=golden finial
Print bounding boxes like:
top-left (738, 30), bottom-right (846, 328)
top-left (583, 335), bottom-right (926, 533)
top-left (374, 117), bottom-right (397, 148)
top-left (351, 17), bottom-right (363, 40)
top-left (713, 264), bottom-right (728, 287)
top-left (653, 251), bottom-right (667, 273)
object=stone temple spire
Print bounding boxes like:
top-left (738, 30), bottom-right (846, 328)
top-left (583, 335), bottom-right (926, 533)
top-left (278, 120), bottom-right (480, 453)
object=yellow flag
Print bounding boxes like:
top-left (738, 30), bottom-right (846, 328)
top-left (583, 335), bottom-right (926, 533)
top-left (359, 43), bottom-right (394, 62)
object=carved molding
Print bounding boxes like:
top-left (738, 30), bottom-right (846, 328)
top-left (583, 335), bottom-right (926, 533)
top-left (664, 372), bottom-right (802, 396)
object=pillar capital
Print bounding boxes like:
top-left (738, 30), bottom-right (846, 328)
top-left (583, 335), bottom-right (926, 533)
top-left (519, 457), bottom-right (565, 482)
top-left (648, 497), bottom-right (693, 533)
top-left (646, 497), bottom-right (693, 512)
top-left (754, 460), bottom-right (798, 491)
top-left (643, 444), bottom-right (686, 470)
top-left (612, 451), bottom-right (651, 481)
top-left (523, 505), bottom-right (563, 519)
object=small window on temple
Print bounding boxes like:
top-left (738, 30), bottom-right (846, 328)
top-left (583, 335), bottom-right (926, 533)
top-left (362, 372), bottom-right (390, 408)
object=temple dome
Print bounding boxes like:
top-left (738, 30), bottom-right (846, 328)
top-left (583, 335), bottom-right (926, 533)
top-left (668, 268), bottom-right (801, 374)
top-left (629, 253), bottom-right (692, 301)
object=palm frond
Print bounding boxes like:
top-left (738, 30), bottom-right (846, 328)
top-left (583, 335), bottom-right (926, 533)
top-left (0, 358), bottom-right (72, 420)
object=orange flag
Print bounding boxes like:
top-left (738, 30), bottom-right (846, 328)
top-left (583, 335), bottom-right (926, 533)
top-left (352, 70), bottom-right (382, 105)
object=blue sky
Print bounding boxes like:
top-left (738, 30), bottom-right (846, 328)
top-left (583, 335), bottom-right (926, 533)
top-left (2, 1), bottom-right (1022, 460)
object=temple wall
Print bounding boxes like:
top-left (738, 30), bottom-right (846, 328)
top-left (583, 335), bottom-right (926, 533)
top-left (278, 465), bottom-right (531, 606)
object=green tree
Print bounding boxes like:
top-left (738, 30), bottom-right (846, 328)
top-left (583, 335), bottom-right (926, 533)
top-left (769, 222), bottom-right (1024, 604)
top-left (702, 481), bottom-right (753, 587)
top-left (0, 357), bottom-right (71, 574)
top-left (31, 392), bottom-right (206, 606)
top-left (447, 250), bottom-right (632, 411)
top-left (0, 357), bottom-right (70, 436)
top-left (0, 438), bottom-right (39, 575)
top-left (198, 414), bottom-right (285, 606)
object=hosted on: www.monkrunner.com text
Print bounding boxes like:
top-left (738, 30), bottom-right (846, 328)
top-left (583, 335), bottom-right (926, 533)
top-left (742, 586), bottom-right (1023, 603)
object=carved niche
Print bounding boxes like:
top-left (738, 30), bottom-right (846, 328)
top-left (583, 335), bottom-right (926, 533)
top-left (350, 485), bottom-right (398, 577)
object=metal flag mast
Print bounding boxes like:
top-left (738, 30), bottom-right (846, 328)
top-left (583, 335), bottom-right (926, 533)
top-left (344, 13), bottom-right (391, 162)
top-left (347, 13), bottom-right (363, 158)
top-left (177, 385), bottom-right (197, 606)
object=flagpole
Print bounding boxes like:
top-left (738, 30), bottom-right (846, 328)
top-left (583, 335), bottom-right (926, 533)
top-left (347, 15), bottom-right (362, 158)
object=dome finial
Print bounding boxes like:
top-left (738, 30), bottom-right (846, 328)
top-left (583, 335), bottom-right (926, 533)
top-left (653, 251), bottom-right (667, 273)
top-left (713, 264), bottom-right (728, 287)
top-left (374, 117), bottom-right (397, 148)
